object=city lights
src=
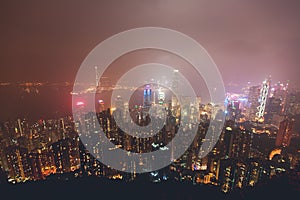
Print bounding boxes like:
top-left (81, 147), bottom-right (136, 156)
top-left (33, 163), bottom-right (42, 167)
top-left (1, 1), bottom-right (300, 199)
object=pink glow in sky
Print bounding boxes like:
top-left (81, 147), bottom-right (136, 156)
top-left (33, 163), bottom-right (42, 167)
top-left (76, 101), bottom-right (84, 106)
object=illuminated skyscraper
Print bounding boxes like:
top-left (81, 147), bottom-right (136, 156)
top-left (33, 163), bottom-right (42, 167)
top-left (264, 97), bottom-right (282, 124)
top-left (257, 77), bottom-right (271, 120)
top-left (50, 138), bottom-right (80, 173)
top-left (220, 159), bottom-right (258, 193)
top-left (95, 66), bottom-right (99, 87)
top-left (17, 119), bottom-right (23, 137)
top-left (171, 69), bottom-right (179, 107)
top-left (247, 85), bottom-right (260, 121)
top-left (272, 81), bottom-right (289, 114)
top-left (28, 152), bottom-right (44, 181)
top-left (5, 145), bottom-right (29, 183)
top-left (32, 149), bottom-right (56, 179)
top-left (276, 118), bottom-right (294, 147)
top-left (222, 126), bottom-right (252, 159)
top-left (171, 69), bottom-right (179, 93)
top-left (143, 84), bottom-right (152, 108)
top-left (158, 88), bottom-right (165, 105)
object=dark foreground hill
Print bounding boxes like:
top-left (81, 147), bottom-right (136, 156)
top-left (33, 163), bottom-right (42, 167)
top-left (0, 174), bottom-right (299, 200)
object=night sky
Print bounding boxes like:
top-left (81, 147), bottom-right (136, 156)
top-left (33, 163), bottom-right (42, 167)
top-left (1, 0), bottom-right (300, 87)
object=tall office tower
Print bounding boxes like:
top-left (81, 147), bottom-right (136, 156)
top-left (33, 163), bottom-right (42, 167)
top-left (272, 81), bottom-right (289, 114)
top-left (95, 66), bottom-right (99, 87)
top-left (276, 118), bottom-right (294, 147)
top-left (171, 69), bottom-right (179, 93)
top-left (143, 84), bottom-right (152, 108)
top-left (15, 118), bottom-right (29, 138)
top-left (264, 97), bottom-right (282, 124)
top-left (247, 85), bottom-right (261, 121)
top-left (17, 119), bottom-right (23, 137)
top-left (257, 77), bottom-right (271, 120)
top-left (158, 88), bottom-right (165, 105)
top-left (171, 69), bottom-right (179, 107)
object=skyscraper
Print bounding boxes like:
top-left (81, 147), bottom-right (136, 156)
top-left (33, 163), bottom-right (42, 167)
top-left (143, 84), bottom-right (152, 108)
top-left (264, 97), bottom-right (282, 124)
top-left (5, 145), bottom-right (29, 183)
top-left (276, 118), bottom-right (294, 147)
top-left (272, 81), bottom-right (289, 115)
top-left (257, 77), bottom-right (271, 120)
top-left (171, 69), bottom-right (179, 94)
top-left (247, 85), bottom-right (260, 121)
top-left (171, 69), bottom-right (179, 107)
top-left (95, 66), bottom-right (99, 87)
top-left (223, 126), bottom-right (252, 159)
top-left (158, 88), bottom-right (165, 105)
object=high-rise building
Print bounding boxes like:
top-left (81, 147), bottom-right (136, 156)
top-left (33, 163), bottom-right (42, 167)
top-left (257, 77), bottom-right (271, 120)
top-left (219, 158), bottom-right (265, 193)
top-left (272, 81), bottom-right (289, 115)
top-left (225, 100), bottom-right (241, 121)
top-left (158, 89), bottom-right (165, 105)
top-left (28, 152), bottom-right (44, 181)
top-left (247, 159), bottom-right (262, 186)
top-left (50, 138), bottom-right (80, 173)
top-left (275, 118), bottom-right (294, 147)
top-left (5, 145), bottom-right (30, 183)
top-left (143, 84), bottom-right (152, 108)
top-left (95, 66), bottom-right (99, 87)
top-left (219, 159), bottom-right (238, 193)
top-left (264, 97), bottom-right (282, 124)
top-left (39, 149), bottom-right (56, 177)
top-left (79, 141), bottom-right (104, 177)
top-left (222, 126), bottom-right (252, 159)
top-left (171, 69), bottom-right (179, 107)
top-left (171, 69), bottom-right (179, 94)
top-left (247, 85), bottom-right (260, 121)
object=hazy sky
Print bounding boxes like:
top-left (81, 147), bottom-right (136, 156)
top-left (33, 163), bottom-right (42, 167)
top-left (1, 0), bottom-right (300, 89)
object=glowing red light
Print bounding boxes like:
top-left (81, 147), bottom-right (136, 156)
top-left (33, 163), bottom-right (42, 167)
top-left (98, 100), bottom-right (104, 104)
top-left (76, 101), bottom-right (84, 106)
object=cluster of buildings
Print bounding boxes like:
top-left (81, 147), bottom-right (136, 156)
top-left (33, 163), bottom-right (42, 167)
top-left (0, 116), bottom-right (81, 183)
top-left (0, 76), bottom-right (299, 193)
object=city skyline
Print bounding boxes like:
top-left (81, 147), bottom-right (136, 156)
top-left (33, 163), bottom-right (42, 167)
top-left (0, 77), bottom-right (299, 195)
top-left (1, 1), bottom-right (300, 199)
